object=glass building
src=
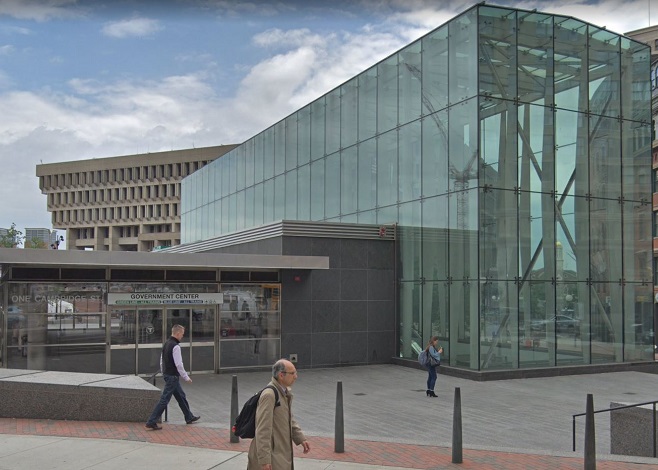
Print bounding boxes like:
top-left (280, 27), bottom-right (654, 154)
top-left (181, 4), bottom-right (654, 372)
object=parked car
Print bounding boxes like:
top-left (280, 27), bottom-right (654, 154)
top-left (531, 315), bottom-right (580, 333)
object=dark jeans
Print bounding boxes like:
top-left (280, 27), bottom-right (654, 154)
top-left (146, 374), bottom-right (194, 425)
top-left (426, 364), bottom-right (437, 391)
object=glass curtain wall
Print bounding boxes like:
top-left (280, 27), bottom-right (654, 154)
top-left (181, 5), bottom-right (652, 371)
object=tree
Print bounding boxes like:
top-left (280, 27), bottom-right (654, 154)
top-left (25, 237), bottom-right (48, 249)
top-left (0, 223), bottom-right (24, 248)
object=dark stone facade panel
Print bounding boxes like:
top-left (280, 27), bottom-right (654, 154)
top-left (367, 241), bottom-right (395, 270)
top-left (340, 301), bottom-right (367, 332)
top-left (281, 300), bottom-right (312, 334)
top-left (367, 330), bottom-right (396, 363)
top-left (312, 269), bottom-right (340, 300)
top-left (340, 332), bottom-right (368, 364)
top-left (340, 269), bottom-right (367, 301)
top-left (312, 332), bottom-right (340, 365)
top-left (368, 300), bottom-right (395, 332)
top-left (282, 270), bottom-right (312, 301)
top-left (340, 239), bottom-right (368, 269)
top-left (312, 300), bottom-right (340, 333)
top-left (281, 333), bottom-right (313, 367)
top-left (367, 270), bottom-right (395, 301)
top-left (282, 236), bottom-right (313, 257)
top-left (312, 238), bottom-right (342, 268)
top-left (208, 237), bottom-right (283, 255)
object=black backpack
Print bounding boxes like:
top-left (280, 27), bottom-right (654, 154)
top-left (232, 385), bottom-right (280, 438)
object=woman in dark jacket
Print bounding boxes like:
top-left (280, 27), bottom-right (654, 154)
top-left (425, 336), bottom-right (442, 397)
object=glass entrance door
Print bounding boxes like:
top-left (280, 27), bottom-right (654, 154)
top-left (166, 308), bottom-right (215, 373)
top-left (109, 307), bottom-right (164, 375)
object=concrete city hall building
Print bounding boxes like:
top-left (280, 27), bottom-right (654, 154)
top-left (1, 4), bottom-right (655, 378)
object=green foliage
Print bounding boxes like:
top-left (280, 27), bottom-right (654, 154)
top-left (25, 237), bottom-right (48, 249)
top-left (0, 222), bottom-right (24, 248)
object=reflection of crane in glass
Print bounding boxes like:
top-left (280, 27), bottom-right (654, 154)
top-left (449, 151), bottom-right (477, 230)
top-left (404, 62), bottom-right (478, 230)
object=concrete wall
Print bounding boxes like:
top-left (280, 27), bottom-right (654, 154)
top-left (610, 401), bottom-right (658, 457)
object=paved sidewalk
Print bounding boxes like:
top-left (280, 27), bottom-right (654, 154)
top-left (1, 365), bottom-right (658, 469)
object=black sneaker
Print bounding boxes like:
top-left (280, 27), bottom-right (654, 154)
top-left (145, 423), bottom-right (162, 430)
top-left (186, 415), bottom-right (200, 424)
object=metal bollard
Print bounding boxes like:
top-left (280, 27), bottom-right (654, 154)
top-left (230, 375), bottom-right (239, 443)
top-left (584, 393), bottom-right (596, 470)
top-left (335, 381), bottom-right (344, 453)
top-left (452, 387), bottom-right (463, 464)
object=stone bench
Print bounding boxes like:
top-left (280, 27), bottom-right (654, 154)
top-left (610, 401), bottom-right (658, 457)
top-left (0, 369), bottom-right (160, 422)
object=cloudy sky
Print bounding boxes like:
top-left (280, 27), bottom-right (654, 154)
top-left (0, 0), bottom-right (655, 237)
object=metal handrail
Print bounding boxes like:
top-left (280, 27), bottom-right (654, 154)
top-left (147, 371), bottom-right (167, 422)
top-left (572, 399), bottom-right (658, 457)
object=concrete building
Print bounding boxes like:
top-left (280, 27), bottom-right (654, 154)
top-left (36, 145), bottom-right (237, 252)
top-left (24, 228), bottom-right (58, 248)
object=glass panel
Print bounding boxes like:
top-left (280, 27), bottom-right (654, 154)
top-left (516, 104), bottom-right (555, 193)
top-left (557, 195), bottom-right (590, 282)
top-left (478, 6), bottom-right (516, 100)
top-left (358, 138), bottom-right (377, 211)
top-left (556, 108), bottom-right (588, 198)
top-left (555, 281), bottom-right (586, 366)
top-left (399, 41), bottom-right (421, 125)
top-left (377, 129), bottom-right (397, 208)
top-left (421, 25), bottom-right (448, 115)
top-left (310, 159), bottom-right (324, 220)
top-left (589, 115), bottom-right (621, 199)
top-left (590, 197), bottom-right (622, 283)
top-left (518, 191), bottom-right (555, 280)
top-left (480, 281), bottom-right (518, 370)
top-left (399, 281), bottom-right (421, 359)
top-left (310, 98), bottom-right (325, 161)
top-left (553, 17), bottom-right (588, 113)
top-left (479, 188), bottom-right (518, 280)
top-left (245, 139), bottom-right (255, 187)
top-left (590, 281), bottom-right (619, 364)
top-left (274, 121), bottom-right (285, 176)
top-left (236, 190), bottom-right (245, 231)
top-left (481, 97), bottom-right (517, 190)
top-left (448, 188), bottom-right (478, 280)
top-left (285, 115), bottom-right (298, 171)
top-left (449, 278), bottom-right (478, 369)
top-left (421, 110), bottom-right (449, 198)
top-left (622, 120), bottom-right (651, 203)
top-left (220, 338), bottom-right (280, 367)
top-left (262, 127), bottom-right (274, 180)
top-left (422, 195), bottom-right (449, 281)
top-left (398, 121), bottom-right (421, 203)
top-left (517, 12), bottom-right (553, 106)
top-left (340, 147), bottom-right (357, 216)
top-left (326, 89), bottom-right (340, 156)
top-left (254, 183), bottom-right (264, 226)
top-left (274, 175), bottom-right (285, 221)
top-left (588, 27), bottom-right (620, 119)
top-left (255, 135), bottom-right (264, 182)
top-left (192, 345), bottom-right (214, 371)
top-left (191, 307), bottom-right (214, 343)
top-left (519, 280), bottom-right (553, 368)
top-left (341, 80), bottom-right (358, 149)
top-left (398, 200), bottom-right (422, 281)
top-left (298, 105), bottom-right (311, 165)
top-left (297, 164), bottom-right (310, 220)
top-left (422, 282), bottom-right (450, 362)
top-left (377, 55), bottom-right (398, 134)
top-left (620, 37), bottom-right (651, 123)
top-left (448, 8), bottom-right (477, 104)
top-left (376, 204), bottom-right (397, 225)
top-left (357, 209), bottom-right (376, 224)
top-left (228, 193), bottom-right (237, 232)
top-left (624, 282), bottom-right (654, 361)
top-left (236, 145), bottom-right (245, 192)
top-left (229, 153), bottom-right (237, 195)
top-left (325, 152), bottom-right (340, 219)
top-left (245, 186), bottom-right (254, 228)
top-left (7, 344), bottom-right (105, 372)
top-left (358, 68), bottom-right (377, 142)
top-left (623, 200), bottom-right (652, 283)
top-left (285, 170), bottom-right (297, 220)
top-left (263, 179), bottom-right (274, 224)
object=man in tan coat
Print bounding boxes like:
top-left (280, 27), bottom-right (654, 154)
top-left (247, 359), bottom-right (310, 469)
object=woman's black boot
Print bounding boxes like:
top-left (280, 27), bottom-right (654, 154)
top-left (426, 390), bottom-right (431, 397)
top-left (429, 390), bottom-right (438, 397)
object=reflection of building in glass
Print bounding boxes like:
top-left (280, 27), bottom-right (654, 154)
top-left (180, 5), bottom-right (652, 373)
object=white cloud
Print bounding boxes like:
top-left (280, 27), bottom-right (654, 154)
top-left (0, 45), bottom-right (14, 55)
top-left (102, 17), bottom-right (163, 38)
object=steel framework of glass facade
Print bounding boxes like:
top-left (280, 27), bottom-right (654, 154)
top-left (181, 5), bottom-right (653, 371)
